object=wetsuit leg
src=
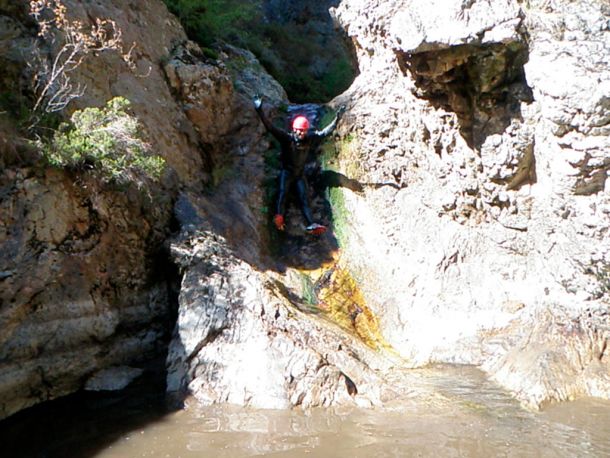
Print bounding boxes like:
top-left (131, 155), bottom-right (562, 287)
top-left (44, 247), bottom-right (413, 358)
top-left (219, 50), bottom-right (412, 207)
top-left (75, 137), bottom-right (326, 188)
top-left (295, 177), bottom-right (314, 226)
top-left (275, 169), bottom-right (290, 216)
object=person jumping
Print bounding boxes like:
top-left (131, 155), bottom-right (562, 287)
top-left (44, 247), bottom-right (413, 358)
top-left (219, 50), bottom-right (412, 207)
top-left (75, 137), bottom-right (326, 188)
top-left (253, 96), bottom-right (344, 235)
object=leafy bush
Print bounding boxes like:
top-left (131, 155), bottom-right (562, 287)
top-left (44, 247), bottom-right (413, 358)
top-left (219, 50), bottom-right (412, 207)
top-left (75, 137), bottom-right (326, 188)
top-left (162, 0), bottom-right (356, 103)
top-left (243, 21), bottom-right (355, 103)
top-left (41, 97), bottom-right (165, 185)
top-left (162, 0), bottom-right (261, 47)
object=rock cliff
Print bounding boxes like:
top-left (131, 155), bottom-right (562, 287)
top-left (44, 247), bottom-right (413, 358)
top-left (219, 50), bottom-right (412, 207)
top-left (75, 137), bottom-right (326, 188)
top-left (0, 0), bottom-right (272, 418)
top-left (330, 0), bottom-right (609, 407)
top-left (0, 0), bottom-right (188, 419)
top-left (0, 0), bottom-right (608, 420)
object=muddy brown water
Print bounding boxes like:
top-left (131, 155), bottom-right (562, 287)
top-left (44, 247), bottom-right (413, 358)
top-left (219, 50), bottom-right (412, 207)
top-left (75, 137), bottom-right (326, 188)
top-left (2, 365), bottom-right (609, 457)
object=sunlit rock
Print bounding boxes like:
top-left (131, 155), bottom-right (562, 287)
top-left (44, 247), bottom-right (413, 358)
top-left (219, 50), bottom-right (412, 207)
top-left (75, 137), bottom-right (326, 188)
top-left (330, 0), bottom-right (609, 407)
top-left (166, 230), bottom-right (397, 409)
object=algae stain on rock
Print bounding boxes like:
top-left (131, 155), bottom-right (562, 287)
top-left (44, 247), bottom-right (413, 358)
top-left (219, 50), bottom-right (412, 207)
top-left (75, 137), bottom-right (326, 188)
top-left (299, 254), bottom-right (395, 354)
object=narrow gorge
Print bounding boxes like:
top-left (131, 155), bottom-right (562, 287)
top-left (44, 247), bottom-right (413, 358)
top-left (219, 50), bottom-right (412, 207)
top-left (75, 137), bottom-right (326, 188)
top-left (0, 0), bottom-right (608, 447)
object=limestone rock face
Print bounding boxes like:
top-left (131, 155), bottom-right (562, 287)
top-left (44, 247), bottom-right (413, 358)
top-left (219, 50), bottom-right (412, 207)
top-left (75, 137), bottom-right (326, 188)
top-left (166, 229), bottom-right (397, 409)
top-left (160, 39), bottom-right (396, 409)
top-left (482, 307), bottom-right (610, 409)
top-left (0, 0), bottom-right (261, 420)
top-left (0, 168), bottom-right (173, 419)
top-left (330, 0), bottom-right (609, 407)
top-left (163, 41), bottom-right (287, 265)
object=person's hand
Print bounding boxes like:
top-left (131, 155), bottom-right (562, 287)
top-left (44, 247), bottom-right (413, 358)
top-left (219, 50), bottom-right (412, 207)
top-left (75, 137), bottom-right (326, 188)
top-left (253, 96), bottom-right (262, 110)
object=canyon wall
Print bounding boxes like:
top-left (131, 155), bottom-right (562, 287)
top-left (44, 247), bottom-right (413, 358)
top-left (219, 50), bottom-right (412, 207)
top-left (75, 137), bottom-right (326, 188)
top-left (1, 0), bottom-right (608, 419)
top-left (0, 0), bottom-right (272, 419)
top-left (330, 0), bottom-right (609, 407)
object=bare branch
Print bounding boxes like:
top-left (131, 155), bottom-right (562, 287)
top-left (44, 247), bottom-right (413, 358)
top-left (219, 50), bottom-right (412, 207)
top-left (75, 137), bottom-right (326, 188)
top-left (27, 0), bottom-right (137, 125)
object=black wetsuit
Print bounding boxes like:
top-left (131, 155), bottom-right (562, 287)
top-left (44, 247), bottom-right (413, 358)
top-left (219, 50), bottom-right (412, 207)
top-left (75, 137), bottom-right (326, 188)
top-left (256, 104), bottom-right (339, 226)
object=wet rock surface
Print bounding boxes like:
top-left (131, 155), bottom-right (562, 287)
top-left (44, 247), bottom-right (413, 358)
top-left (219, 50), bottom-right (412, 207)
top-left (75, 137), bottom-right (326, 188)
top-left (166, 229), bottom-right (400, 409)
top-left (330, 0), bottom-right (609, 407)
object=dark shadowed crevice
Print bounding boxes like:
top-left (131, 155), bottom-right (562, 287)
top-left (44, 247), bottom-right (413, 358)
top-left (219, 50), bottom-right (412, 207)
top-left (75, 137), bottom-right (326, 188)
top-left (0, 357), bottom-right (176, 458)
top-left (256, 0), bottom-right (359, 103)
top-left (396, 41), bottom-right (533, 149)
top-left (506, 140), bottom-right (537, 190)
top-left (343, 372), bottom-right (358, 396)
top-left (149, 244), bottom-right (183, 342)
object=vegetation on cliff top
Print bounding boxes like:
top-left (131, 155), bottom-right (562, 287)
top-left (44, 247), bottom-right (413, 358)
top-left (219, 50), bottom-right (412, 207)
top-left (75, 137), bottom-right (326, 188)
top-left (161, 0), bottom-right (356, 103)
top-left (40, 97), bottom-right (165, 186)
top-left (1, 1), bottom-right (164, 190)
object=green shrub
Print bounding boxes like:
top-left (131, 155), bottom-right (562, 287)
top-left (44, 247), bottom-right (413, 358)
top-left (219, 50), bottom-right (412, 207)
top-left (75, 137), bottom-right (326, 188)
top-left (162, 0), bottom-right (356, 103)
top-left (254, 22), bottom-right (354, 103)
top-left (162, 0), bottom-right (261, 47)
top-left (41, 97), bottom-right (165, 186)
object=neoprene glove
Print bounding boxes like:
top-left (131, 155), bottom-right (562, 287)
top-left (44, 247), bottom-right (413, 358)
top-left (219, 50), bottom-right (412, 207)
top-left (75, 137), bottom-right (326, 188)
top-left (337, 105), bottom-right (346, 117)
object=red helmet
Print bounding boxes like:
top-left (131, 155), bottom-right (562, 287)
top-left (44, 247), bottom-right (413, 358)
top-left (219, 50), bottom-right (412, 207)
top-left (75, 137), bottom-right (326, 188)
top-left (292, 116), bottom-right (310, 131)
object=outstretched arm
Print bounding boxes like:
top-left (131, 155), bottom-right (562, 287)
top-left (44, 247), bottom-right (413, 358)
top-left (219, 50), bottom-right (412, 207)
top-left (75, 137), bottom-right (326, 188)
top-left (253, 97), bottom-right (290, 141)
top-left (315, 106), bottom-right (346, 138)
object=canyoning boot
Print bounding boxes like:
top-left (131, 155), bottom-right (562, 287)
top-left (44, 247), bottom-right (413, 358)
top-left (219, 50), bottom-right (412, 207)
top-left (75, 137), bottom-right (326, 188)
top-left (306, 223), bottom-right (327, 236)
top-left (273, 214), bottom-right (285, 231)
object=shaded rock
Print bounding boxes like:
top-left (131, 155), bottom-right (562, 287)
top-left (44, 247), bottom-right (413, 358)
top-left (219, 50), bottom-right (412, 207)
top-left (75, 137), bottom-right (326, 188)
top-left (84, 366), bottom-right (144, 391)
top-left (2, 0), bottom-right (348, 420)
top-left (0, 167), bottom-right (174, 419)
top-left (223, 45), bottom-right (288, 107)
top-left (164, 41), bottom-right (235, 149)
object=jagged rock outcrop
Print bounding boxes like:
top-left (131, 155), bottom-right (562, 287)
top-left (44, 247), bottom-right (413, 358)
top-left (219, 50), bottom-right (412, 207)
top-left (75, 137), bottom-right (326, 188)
top-left (163, 41), bottom-right (287, 265)
top-left (329, 0), bottom-right (609, 407)
top-left (0, 0), bottom-right (237, 419)
top-left (166, 229), bottom-right (399, 409)
top-left (1, 0), bottom-right (608, 421)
